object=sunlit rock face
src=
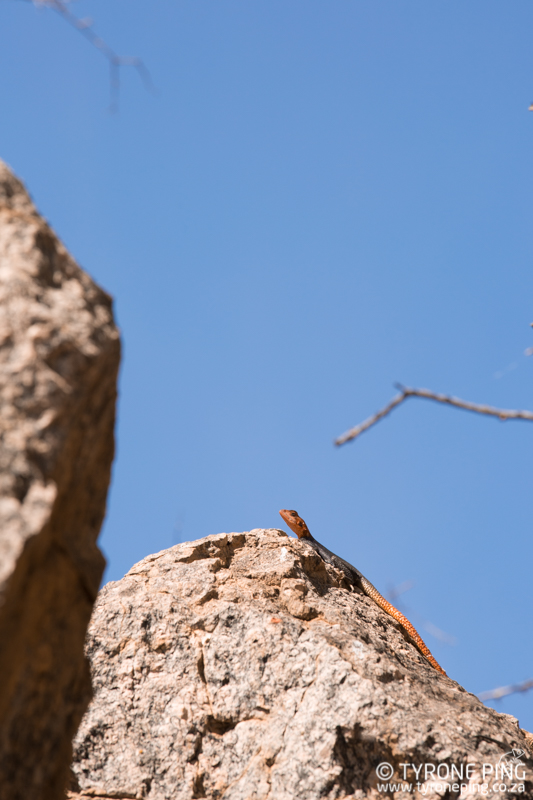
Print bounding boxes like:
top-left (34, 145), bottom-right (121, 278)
top-left (0, 159), bottom-right (120, 800)
top-left (70, 528), bottom-right (532, 800)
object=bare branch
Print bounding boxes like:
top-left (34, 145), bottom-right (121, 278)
top-left (335, 390), bottom-right (406, 446)
top-left (421, 620), bottom-right (457, 647)
top-left (386, 580), bottom-right (414, 603)
top-left (478, 678), bottom-right (533, 702)
top-left (526, 323), bottom-right (533, 355)
top-left (27, 0), bottom-right (155, 111)
top-left (386, 581), bottom-right (457, 646)
top-left (335, 384), bottom-right (533, 446)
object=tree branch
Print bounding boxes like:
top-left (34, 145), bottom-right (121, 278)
top-left (478, 678), bottom-right (533, 702)
top-left (27, 0), bottom-right (154, 111)
top-left (335, 384), bottom-right (533, 446)
top-left (386, 581), bottom-right (457, 646)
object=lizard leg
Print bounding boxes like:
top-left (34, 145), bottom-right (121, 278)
top-left (360, 576), bottom-right (447, 676)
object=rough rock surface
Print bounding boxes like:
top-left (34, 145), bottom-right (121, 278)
top-left (71, 529), bottom-right (533, 800)
top-left (0, 160), bottom-right (120, 800)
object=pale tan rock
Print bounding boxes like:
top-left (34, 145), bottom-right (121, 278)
top-left (0, 160), bottom-right (120, 800)
top-left (70, 529), bottom-right (533, 800)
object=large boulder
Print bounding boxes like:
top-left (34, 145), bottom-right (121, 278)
top-left (70, 529), bottom-right (532, 800)
top-left (0, 160), bottom-right (120, 800)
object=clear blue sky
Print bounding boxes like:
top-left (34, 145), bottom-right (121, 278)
top-left (1, 0), bottom-right (532, 730)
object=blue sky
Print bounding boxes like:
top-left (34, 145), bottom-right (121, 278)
top-left (1, 1), bottom-right (532, 730)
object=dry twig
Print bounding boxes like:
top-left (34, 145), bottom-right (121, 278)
top-left (478, 678), bottom-right (533, 702)
top-left (335, 384), bottom-right (533, 446)
top-left (386, 581), bottom-right (457, 646)
top-left (524, 322), bottom-right (533, 356)
top-left (22, 0), bottom-right (154, 111)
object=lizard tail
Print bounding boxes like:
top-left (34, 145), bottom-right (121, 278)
top-left (360, 576), bottom-right (447, 676)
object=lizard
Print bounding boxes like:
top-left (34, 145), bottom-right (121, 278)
top-left (278, 509), bottom-right (446, 676)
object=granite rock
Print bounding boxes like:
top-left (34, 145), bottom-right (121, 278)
top-left (70, 529), bottom-right (533, 800)
top-left (0, 159), bottom-right (120, 800)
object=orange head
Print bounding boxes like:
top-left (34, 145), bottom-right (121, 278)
top-left (279, 509), bottom-right (312, 539)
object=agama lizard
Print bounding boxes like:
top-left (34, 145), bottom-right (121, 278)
top-left (279, 509), bottom-right (446, 676)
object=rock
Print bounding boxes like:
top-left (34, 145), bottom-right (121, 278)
top-left (0, 160), bottom-right (120, 800)
top-left (70, 529), bottom-right (533, 800)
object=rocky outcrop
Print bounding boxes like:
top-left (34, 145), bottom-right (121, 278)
top-left (70, 529), bottom-right (533, 800)
top-left (0, 160), bottom-right (120, 800)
